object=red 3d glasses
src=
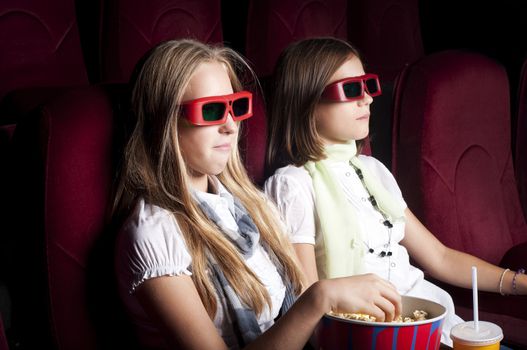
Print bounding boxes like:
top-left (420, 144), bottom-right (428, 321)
top-left (180, 91), bottom-right (253, 126)
top-left (321, 74), bottom-right (382, 102)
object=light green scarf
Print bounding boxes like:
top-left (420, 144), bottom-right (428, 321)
top-left (304, 141), bottom-right (406, 279)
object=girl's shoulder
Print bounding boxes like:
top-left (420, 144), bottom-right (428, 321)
top-left (357, 155), bottom-right (406, 203)
top-left (357, 154), bottom-right (390, 171)
top-left (118, 198), bottom-right (191, 265)
top-left (272, 164), bottom-right (311, 177)
top-left (264, 164), bottom-right (313, 193)
top-left (357, 154), bottom-right (395, 181)
top-left (116, 198), bottom-right (192, 292)
top-left (121, 199), bottom-right (178, 240)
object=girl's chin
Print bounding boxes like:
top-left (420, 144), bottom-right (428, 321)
top-left (356, 128), bottom-right (370, 140)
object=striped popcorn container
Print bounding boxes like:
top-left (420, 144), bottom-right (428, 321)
top-left (314, 295), bottom-right (446, 350)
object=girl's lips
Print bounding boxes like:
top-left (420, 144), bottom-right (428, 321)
top-left (214, 143), bottom-right (232, 151)
top-left (357, 114), bottom-right (370, 120)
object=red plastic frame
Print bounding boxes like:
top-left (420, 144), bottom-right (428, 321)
top-left (321, 73), bottom-right (382, 102)
top-left (180, 91), bottom-right (253, 126)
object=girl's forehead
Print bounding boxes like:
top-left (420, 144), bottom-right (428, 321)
top-left (328, 56), bottom-right (365, 84)
top-left (182, 61), bottom-right (234, 102)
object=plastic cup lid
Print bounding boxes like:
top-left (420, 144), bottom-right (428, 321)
top-left (450, 321), bottom-right (503, 346)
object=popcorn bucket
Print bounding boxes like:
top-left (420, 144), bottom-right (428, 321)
top-left (314, 295), bottom-right (447, 350)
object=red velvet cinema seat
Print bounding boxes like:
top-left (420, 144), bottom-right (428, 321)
top-left (246, 0), bottom-right (348, 78)
top-left (392, 50), bottom-right (527, 348)
top-left (516, 59), bottom-right (527, 222)
top-left (348, 0), bottom-right (424, 169)
top-left (348, 0), bottom-right (423, 82)
top-left (100, 0), bottom-right (223, 83)
top-left (0, 0), bottom-right (88, 124)
top-left (8, 85), bottom-right (135, 349)
top-left (243, 0), bottom-right (349, 184)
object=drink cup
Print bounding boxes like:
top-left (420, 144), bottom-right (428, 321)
top-left (450, 321), bottom-right (503, 350)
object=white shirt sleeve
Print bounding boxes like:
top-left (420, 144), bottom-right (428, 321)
top-left (264, 166), bottom-right (317, 245)
top-left (116, 199), bottom-right (192, 294)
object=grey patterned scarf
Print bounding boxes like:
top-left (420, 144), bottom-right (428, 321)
top-left (194, 192), bottom-right (296, 348)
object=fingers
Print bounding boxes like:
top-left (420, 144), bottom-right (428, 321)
top-left (379, 284), bottom-right (402, 320)
top-left (366, 304), bottom-right (387, 322)
top-left (373, 294), bottom-right (397, 322)
top-left (332, 274), bottom-right (402, 322)
top-left (369, 275), bottom-right (402, 320)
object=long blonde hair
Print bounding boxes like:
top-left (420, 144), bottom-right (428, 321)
top-left (112, 39), bottom-right (303, 317)
top-left (266, 37), bottom-right (364, 173)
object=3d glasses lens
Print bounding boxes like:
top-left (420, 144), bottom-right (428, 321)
top-left (343, 82), bottom-right (363, 98)
top-left (202, 103), bottom-right (226, 121)
top-left (365, 78), bottom-right (380, 94)
top-left (232, 97), bottom-right (250, 117)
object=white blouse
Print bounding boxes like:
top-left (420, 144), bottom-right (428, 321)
top-left (264, 155), bottom-right (462, 346)
top-left (115, 179), bottom-right (286, 349)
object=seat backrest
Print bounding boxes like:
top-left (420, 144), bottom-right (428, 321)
top-left (392, 50), bottom-right (527, 264)
top-left (100, 0), bottom-right (223, 83)
top-left (10, 85), bottom-right (130, 349)
top-left (348, 0), bottom-right (424, 169)
top-left (0, 0), bottom-right (88, 102)
top-left (516, 59), bottom-right (527, 220)
top-left (245, 0), bottom-right (348, 78)
top-left (348, 0), bottom-right (423, 82)
top-left (244, 0), bottom-right (347, 183)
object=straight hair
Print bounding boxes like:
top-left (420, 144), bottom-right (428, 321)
top-left (266, 37), bottom-right (364, 173)
top-left (113, 39), bottom-right (303, 317)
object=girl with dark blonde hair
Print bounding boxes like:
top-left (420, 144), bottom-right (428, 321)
top-left (113, 39), bottom-right (402, 349)
top-left (265, 37), bottom-right (527, 346)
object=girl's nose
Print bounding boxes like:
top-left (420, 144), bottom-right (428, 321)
top-left (359, 92), bottom-right (374, 106)
top-left (220, 113), bottom-right (238, 134)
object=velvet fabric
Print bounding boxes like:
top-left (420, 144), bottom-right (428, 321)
top-left (347, 0), bottom-right (424, 169)
top-left (392, 50), bottom-right (527, 348)
top-left (348, 0), bottom-right (423, 82)
top-left (100, 0), bottom-right (223, 83)
top-left (0, 1), bottom-right (89, 125)
top-left (245, 0), bottom-right (347, 78)
top-left (9, 85), bottom-right (133, 349)
top-left (0, 1), bottom-right (88, 102)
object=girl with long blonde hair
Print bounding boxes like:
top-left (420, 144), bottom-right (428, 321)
top-left (113, 39), bottom-right (401, 349)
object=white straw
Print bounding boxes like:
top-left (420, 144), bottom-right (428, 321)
top-left (472, 266), bottom-right (479, 332)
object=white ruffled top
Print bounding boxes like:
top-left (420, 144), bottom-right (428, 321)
top-left (115, 178), bottom-right (286, 349)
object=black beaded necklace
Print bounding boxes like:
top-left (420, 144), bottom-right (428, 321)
top-left (350, 162), bottom-right (393, 258)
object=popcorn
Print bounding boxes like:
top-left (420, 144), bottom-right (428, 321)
top-left (329, 309), bottom-right (428, 323)
top-left (329, 312), bottom-right (377, 322)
